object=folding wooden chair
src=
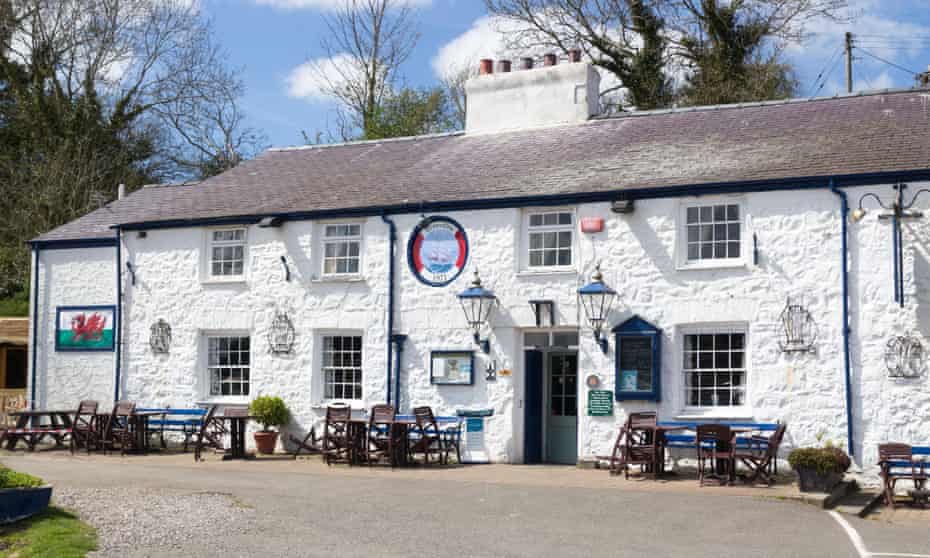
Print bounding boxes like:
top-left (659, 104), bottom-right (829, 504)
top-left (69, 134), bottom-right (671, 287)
top-left (697, 424), bottom-right (736, 486)
top-left (609, 412), bottom-right (658, 478)
top-left (878, 443), bottom-right (929, 509)
top-left (192, 405), bottom-right (222, 462)
top-left (99, 401), bottom-right (136, 456)
top-left (735, 423), bottom-right (786, 486)
top-left (289, 425), bottom-right (323, 458)
top-left (408, 406), bottom-right (448, 466)
top-left (322, 404), bottom-right (352, 466)
top-left (69, 400), bottom-right (99, 454)
top-left (366, 404), bottom-right (399, 467)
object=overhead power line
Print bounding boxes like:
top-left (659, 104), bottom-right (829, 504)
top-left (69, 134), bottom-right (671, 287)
top-left (857, 47), bottom-right (920, 77)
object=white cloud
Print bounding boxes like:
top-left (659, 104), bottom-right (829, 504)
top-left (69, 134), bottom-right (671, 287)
top-left (254, 0), bottom-right (430, 10)
top-left (285, 53), bottom-right (356, 102)
top-left (431, 16), bottom-right (522, 81)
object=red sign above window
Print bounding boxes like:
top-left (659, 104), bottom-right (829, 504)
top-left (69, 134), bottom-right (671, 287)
top-left (580, 217), bottom-right (604, 233)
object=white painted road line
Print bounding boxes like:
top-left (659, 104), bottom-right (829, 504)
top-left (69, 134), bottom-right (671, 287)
top-left (828, 510), bottom-right (930, 558)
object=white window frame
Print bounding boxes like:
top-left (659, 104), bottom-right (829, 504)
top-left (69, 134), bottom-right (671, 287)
top-left (316, 221), bottom-right (365, 280)
top-left (204, 227), bottom-right (248, 282)
top-left (200, 331), bottom-right (252, 404)
top-left (318, 331), bottom-right (364, 403)
top-left (677, 198), bottom-right (747, 270)
top-left (678, 323), bottom-right (750, 418)
top-left (521, 208), bottom-right (576, 272)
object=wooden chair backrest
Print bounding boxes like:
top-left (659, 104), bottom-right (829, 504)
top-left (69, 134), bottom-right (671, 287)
top-left (115, 401), bottom-right (136, 417)
top-left (74, 400), bottom-right (99, 428)
top-left (879, 443), bottom-right (912, 462)
top-left (224, 406), bottom-right (248, 418)
top-left (765, 423), bottom-right (787, 457)
top-left (413, 406), bottom-right (438, 431)
top-left (696, 424), bottom-right (732, 448)
top-left (198, 405), bottom-right (218, 437)
top-left (370, 404), bottom-right (395, 425)
top-left (628, 412), bottom-right (657, 430)
top-left (326, 404), bottom-right (351, 423)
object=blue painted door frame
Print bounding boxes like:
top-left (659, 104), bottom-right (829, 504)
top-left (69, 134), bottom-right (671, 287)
top-left (523, 350), bottom-right (543, 464)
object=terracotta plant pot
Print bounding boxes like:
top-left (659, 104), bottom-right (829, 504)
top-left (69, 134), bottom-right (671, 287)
top-left (253, 431), bottom-right (279, 455)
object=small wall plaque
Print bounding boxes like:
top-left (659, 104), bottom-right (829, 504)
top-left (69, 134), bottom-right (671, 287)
top-left (587, 389), bottom-right (614, 416)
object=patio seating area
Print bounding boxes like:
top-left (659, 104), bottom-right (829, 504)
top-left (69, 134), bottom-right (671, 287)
top-left (0, 399), bottom-right (464, 469)
top-left (604, 412), bottom-right (787, 488)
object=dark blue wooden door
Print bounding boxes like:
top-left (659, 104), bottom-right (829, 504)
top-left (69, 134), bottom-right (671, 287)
top-left (523, 349), bottom-right (543, 464)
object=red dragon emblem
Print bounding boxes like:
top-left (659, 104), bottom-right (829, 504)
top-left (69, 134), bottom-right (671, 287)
top-left (70, 312), bottom-right (106, 342)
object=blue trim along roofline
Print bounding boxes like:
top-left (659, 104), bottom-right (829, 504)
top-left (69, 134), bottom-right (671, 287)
top-left (28, 237), bottom-right (118, 250)
top-left (79, 168), bottom-right (930, 235)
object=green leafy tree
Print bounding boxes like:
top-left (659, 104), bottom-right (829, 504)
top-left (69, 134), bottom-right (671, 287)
top-left (365, 87), bottom-right (457, 140)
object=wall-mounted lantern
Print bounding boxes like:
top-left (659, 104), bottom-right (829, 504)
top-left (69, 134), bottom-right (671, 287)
top-left (851, 183), bottom-right (930, 307)
top-left (778, 297), bottom-right (818, 353)
top-left (268, 311), bottom-right (296, 355)
top-left (529, 300), bottom-right (555, 327)
top-left (457, 270), bottom-right (496, 353)
top-left (149, 319), bottom-right (171, 354)
top-left (885, 333), bottom-right (926, 378)
top-left (578, 264), bottom-right (616, 353)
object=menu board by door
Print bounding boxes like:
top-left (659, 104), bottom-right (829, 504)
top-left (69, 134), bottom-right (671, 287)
top-left (618, 336), bottom-right (654, 393)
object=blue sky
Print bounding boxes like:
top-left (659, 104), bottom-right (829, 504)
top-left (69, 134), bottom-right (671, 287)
top-left (204, 0), bottom-right (930, 148)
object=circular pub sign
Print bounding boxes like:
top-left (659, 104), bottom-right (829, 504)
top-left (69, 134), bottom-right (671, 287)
top-left (407, 216), bottom-right (469, 287)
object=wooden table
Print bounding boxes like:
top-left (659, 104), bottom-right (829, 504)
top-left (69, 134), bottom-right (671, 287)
top-left (348, 417), bottom-right (417, 466)
top-left (217, 413), bottom-right (254, 460)
top-left (4, 410), bottom-right (75, 451)
top-left (653, 425), bottom-right (756, 478)
top-left (129, 411), bottom-right (162, 454)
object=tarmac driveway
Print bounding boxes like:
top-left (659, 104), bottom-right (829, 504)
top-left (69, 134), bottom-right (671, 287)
top-left (3, 453), bottom-right (925, 558)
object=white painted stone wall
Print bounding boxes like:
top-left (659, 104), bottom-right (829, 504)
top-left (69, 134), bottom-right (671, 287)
top-left (32, 246), bottom-right (117, 409)
top-left (30, 182), bottom-right (930, 475)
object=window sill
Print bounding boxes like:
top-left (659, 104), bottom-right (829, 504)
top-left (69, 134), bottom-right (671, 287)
top-left (201, 277), bottom-right (248, 286)
top-left (311, 275), bottom-right (366, 283)
top-left (516, 268), bottom-right (578, 278)
top-left (311, 402), bottom-right (367, 412)
top-left (676, 260), bottom-right (747, 272)
top-left (197, 398), bottom-right (250, 407)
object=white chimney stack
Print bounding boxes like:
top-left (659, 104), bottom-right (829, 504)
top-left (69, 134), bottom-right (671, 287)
top-left (464, 53), bottom-right (600, 135)
top-left (117, 183), bottom-right (126, 200)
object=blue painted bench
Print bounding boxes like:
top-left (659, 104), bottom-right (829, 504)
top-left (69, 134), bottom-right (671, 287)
top-left (136, 408), bottom-right (208, 451)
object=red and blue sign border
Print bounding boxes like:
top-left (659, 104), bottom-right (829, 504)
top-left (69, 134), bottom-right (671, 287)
top-left (406, 216), bottom-right (469, 287)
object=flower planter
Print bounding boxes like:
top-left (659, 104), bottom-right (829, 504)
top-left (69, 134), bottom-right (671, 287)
top-left (0, 485), bottom-right (52, 524)
top-left (795, 467), bottom-right (843, 493)
top-left (253, 431), bottom-right (279, 455)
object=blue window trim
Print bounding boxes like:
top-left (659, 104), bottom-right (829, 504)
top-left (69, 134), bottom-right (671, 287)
top-left (54, 305), bottom-right (117, 352)
top-left (429, 350), bottom-right (475, 385)
top-left (613, 315), bottom-right (661, 401)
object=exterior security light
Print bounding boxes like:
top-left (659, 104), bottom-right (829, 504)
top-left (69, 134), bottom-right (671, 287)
top-left (457, 270), bottom-right (496, 353)
top-left (850, 207), bottom-right (866, 222)
top-left (578, 264), bottom-right (616, 353)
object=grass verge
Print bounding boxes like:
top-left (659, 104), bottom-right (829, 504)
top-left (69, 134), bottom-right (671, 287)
top-left (0, 507), bottom-right (97, 558)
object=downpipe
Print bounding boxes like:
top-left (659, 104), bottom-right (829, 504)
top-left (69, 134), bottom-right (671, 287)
top-left (381, 214), bottom-right (396, 405)
top-left (114, 227), bottom-right (122, 403)
top-left (29, 246), bottom-right (39, 409)
top-left (829, 179), bottom-right (855, 457)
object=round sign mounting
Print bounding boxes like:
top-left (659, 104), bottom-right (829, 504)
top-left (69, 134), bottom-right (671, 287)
top-left (407, 216), bottom-right (469, 287)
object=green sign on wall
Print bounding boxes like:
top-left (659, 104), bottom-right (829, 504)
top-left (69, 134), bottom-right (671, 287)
top-left (587, 389), bottom-right (614, 416)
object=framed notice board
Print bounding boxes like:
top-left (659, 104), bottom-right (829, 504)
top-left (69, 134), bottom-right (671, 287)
top-left (430, 351), bottom-right (475, 385)
top-left (612, 315), bottom-right (661, 401)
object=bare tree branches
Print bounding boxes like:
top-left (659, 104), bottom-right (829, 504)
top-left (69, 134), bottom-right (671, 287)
top-left (311, 0), bottom-right (420, 140)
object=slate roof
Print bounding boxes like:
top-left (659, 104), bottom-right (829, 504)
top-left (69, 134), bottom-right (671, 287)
top-left (35, 89), bottom-right (930, 242)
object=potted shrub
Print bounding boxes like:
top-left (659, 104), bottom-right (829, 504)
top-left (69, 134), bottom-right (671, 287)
top-left (0, 467), bottom-right (51, 524)
top-left (249, 395), bottom-right (290, 455)
top-left (788, 444), bottom-right (851, 492)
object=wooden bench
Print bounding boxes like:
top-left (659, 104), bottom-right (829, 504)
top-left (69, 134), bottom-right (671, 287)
top-left (136, 408), bottom-right (208, 451)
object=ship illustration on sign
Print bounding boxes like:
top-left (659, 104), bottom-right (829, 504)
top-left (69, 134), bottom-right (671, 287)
top-left (408, 217), bottom-right (469, 287)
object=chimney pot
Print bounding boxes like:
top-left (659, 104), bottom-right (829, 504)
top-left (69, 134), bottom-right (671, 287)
top-left (543, 53), bottom-right (557, 66)
top-left (479, 59), bottom-right (494, 75)
top-left (497, 59), bottom-right (511, 73)
top-left (117, 183), bottom-right (126, 200)
top-left (568, 49), bottom-right (582, 63)
top-left (520, 57), bottom-right (534, 70)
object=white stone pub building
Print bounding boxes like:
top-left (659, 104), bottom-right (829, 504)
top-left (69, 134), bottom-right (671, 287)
top-left (28, 57), bottom-right (930, 471)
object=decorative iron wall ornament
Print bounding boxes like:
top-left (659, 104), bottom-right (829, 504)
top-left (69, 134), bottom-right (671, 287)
top-left (777, 297), bottom-right (818, 353)
top-left (268, 311), bottom-right (296, 355)
top-left (884, 333), bottom-right (926, 378)
top-left (149, 319), bottom-right (172, 354)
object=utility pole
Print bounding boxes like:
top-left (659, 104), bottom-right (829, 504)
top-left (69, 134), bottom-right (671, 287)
top-left (845, 32), bottom-right (853, 93)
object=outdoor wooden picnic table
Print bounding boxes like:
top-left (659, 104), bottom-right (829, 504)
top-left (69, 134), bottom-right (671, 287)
top-left (130, 411), bottom-right (162, 454)
top-left (648, 424), bottom-right (756, 477)
top-left (4, 409), bottom-right (75, 450)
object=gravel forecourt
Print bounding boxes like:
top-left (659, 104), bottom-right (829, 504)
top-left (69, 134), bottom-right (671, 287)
top-left (53, 487), bottom-right (257, 557)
